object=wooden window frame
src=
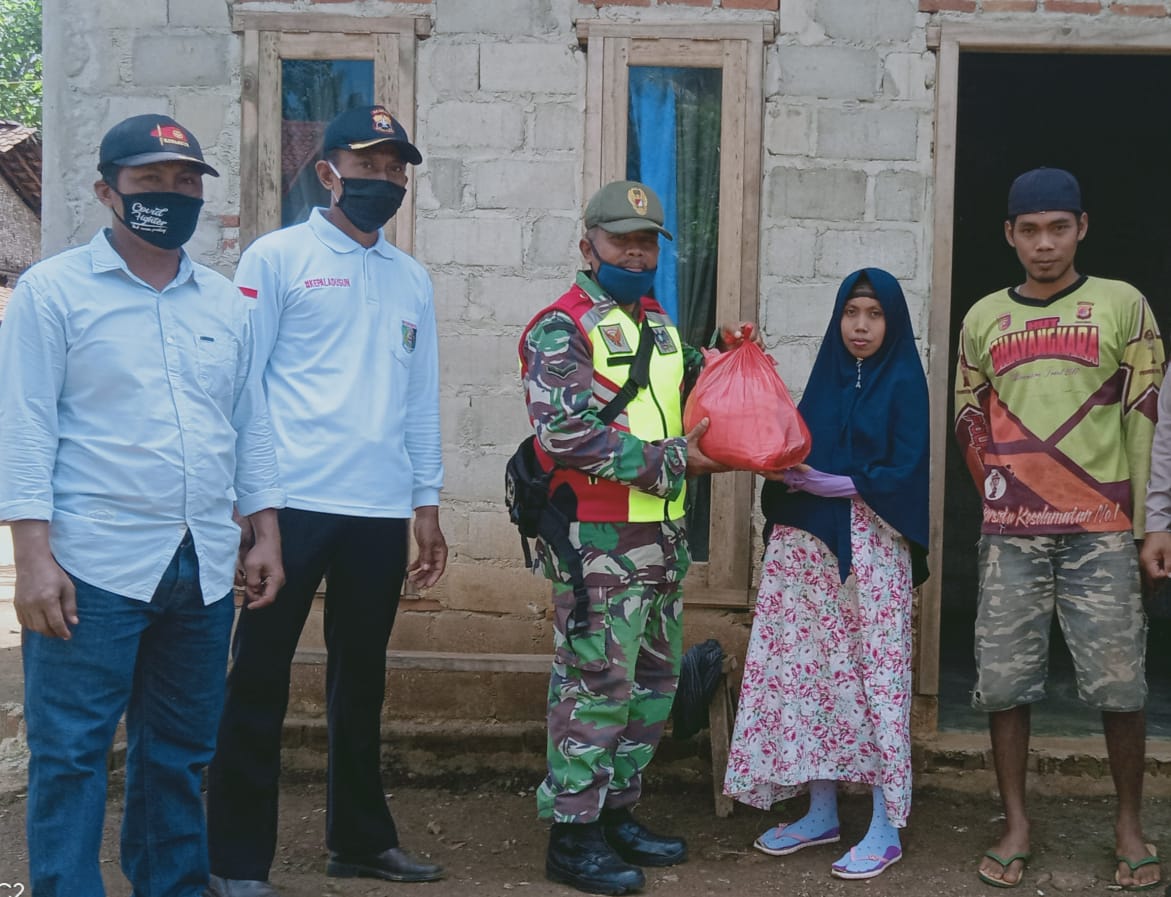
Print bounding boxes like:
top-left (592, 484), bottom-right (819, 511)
top-left (578, 21), bottom-right (773, 608)
top-left (920, 22), bottom-right (1171, 715)
top-left (232, 10), bottom-right (430, 252)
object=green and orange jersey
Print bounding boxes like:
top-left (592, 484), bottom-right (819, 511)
top-left (954, 275), bottom-right (1164, 537)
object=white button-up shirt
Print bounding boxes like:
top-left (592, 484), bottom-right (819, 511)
top-left (0, 230), bottom-right (285, 603)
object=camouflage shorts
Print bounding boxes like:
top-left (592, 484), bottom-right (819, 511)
top-left (971, 532), bottom-right (1147, 713)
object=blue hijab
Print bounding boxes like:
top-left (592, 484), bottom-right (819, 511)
top-left (761, 268), bottom-right (930, 585)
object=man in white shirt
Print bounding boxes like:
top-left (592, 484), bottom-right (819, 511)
top-left (0, 113), bottom-right (285, 897)
top-left (207, 105), bottom-right (447, 897)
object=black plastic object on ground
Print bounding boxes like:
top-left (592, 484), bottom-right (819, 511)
top-left (671, 638), bottom-right (725, 740)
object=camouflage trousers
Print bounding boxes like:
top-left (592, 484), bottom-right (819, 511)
top-left (972, 532), bottom-right (1147, 713)
top-left (536, 579), bottom-right (683, 823)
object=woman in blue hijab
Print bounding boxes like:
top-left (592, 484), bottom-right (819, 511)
top-left (723, 268), bottom-right (930, 881)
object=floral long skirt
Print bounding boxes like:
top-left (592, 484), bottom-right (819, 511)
top-left (722, 500), bottom-right (913, 827)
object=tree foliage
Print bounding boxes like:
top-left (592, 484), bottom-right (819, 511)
top-left (0, 0), bottom-right (42, 129)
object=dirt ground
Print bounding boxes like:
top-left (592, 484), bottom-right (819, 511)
top-left (0, 771), bottom-right (1168, 897)
top-left (1, 567), bottom-right (1168, 897)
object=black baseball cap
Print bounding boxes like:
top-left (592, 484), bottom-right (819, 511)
top-left (322, 105), bottom-right (422, 165)
top-left (1007, 167), bottom-right (1082, 218)
top-left (98, 113), bottom-right (219, 177)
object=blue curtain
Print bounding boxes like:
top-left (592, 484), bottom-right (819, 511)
top-left (628, 68), bottom-right (680, 322)
top-left (627, 66), bottom-right (722, 561)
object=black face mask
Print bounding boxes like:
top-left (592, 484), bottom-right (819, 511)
top-left (329, 163), bottom-right (406, 233)
top-left (113, 190), bottom-right (203, 250)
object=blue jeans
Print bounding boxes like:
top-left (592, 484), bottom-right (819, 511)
top-left (23, 533), bottom-right (234, 897)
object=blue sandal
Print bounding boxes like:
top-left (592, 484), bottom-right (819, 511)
top-left (831, 845), bottom-right (903, 880)
top-left (753, 822), bottom-right (841, 857)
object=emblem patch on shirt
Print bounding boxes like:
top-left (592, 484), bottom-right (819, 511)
top-left (1076, 301), bottom-right (1093, 320)
top-left (652, 326), bottom-right (677, 355)
top-left (984, 468), bottom-right (1008, 501)
top-left (997, 313), bottom-right (1011, 332)
top-left (401, 320), bottom-right (417, 353)
top-left (599, 324), bottom-right (631, 354)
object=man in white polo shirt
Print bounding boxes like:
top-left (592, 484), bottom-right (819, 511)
top-left (207, 105), bottom-right (447, 897)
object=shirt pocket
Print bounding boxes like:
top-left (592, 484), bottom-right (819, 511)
top-left (391, 316), bottom-right (419, 368)
top-left (194, 334), bottom-right (236, 403)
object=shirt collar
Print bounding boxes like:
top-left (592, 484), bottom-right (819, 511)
top-left (89, 228), bottom-right (195, 289)
top-left (309, 207), bottom-right (396, 259)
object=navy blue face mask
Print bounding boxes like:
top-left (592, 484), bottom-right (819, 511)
top-left (589, 240), bottom-right (657, 305)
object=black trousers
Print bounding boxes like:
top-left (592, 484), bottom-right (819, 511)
top-left (207, 508), bottom-right (409, 881)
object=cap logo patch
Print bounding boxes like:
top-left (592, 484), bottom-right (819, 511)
top-left (627, 187), bottom-right (649, 217)
top-left (150, 124), bottom-right (191, 149)
top-left (371, 109), bottom-right (395, 133)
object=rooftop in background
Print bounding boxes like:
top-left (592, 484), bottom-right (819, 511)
top-left (0, 121), bottom-right (42, 217)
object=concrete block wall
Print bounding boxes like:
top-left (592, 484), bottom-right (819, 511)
top-left (41, 0), bottom-right (240, 266)
top-left (409, 0), bottom-right (586, 656)
top-left (760, 0), bottom-right (934, 403)
top-left (39, 0), bottom-right (1171, 727)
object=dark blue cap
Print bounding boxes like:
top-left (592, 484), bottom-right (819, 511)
top-left (98, 113), bottom-right (219, 177)
top-left (1007, 167), bottom-right (1082, 217)
top-left (322, 105), bottom-right (422, 165)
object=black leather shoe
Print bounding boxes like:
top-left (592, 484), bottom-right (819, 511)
top-left (326, 847), bottom-right (444, 883)
top-left (601, 807), bottom-right (688, 867)
top-left (546, 821), bottom-right (646, 895)
top-left (206, 876), bottom-right (282, 897)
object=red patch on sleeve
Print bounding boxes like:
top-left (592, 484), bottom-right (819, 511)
top-left (238, 286), bottom-right (258, 299)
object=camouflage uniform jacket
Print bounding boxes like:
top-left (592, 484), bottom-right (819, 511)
top-left (520, 271), bottom-right (705, 588)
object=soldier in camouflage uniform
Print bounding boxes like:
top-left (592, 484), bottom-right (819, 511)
top-left (955, 168), bottom-right (1164, 890)
top-left (519, 180), bottom-right (746, 895)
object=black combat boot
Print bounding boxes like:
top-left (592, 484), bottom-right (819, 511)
top-left (546, 821), bottom-right (646, 895)
top-left (600, 807), bottom-right (688, 867)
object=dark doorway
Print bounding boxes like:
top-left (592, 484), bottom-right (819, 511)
top-left (940, 51), bottom-right (1171, 736)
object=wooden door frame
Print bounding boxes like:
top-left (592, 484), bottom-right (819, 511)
top-left (919, 22), bottom-right (1171, 724)
top-left (578, 21), bottom-right (773, 607)
top-left (233, 10), bottom-right (429, 252)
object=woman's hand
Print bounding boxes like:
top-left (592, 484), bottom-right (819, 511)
top-left (760, 463), bottom-right (809, 482)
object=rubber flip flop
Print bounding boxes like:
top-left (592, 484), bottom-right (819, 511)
top-left (753, 822), bottom-right (841, 857)
top-left (978, 850), bottom-right (1032, 889)
top-left (1115, 843), bottom-right (1161, 892)
top-left (830, 845), bottom-right (903, 880)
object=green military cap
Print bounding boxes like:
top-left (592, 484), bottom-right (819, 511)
top-left (584, 180), bottom-right (673, 241)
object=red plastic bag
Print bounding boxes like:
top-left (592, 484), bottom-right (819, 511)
top-left (682, 339), bottom-right (811, 473)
